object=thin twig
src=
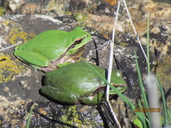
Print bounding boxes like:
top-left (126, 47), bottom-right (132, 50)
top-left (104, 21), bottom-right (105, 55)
top-left (0, 41), bottom-right (22, 51)
top-left (122, 0), bottom-right (147, 61)
top-left (107, 0), bottom-right (121, 103)
top-left (106, 0), bottom-right (121, 128)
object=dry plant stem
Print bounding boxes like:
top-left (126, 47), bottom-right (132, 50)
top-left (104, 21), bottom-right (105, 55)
top-left (106, 0), bottom-right (121, 102)
top-left (106, 1), bottom-right (121, 128)
top-left (145, 74), bottom-right (160, 128)
top-left (122, 0), bottom-right (147, 61)
top-left (0, 41), bottom-right (22, 51)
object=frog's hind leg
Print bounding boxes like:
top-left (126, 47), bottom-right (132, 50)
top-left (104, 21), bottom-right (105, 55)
top-left (14, 50), bottom-right (50, 67)
top-left (40, 85), bottom-right (78, 105)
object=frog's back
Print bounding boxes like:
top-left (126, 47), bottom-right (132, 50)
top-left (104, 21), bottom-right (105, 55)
top-left (45, 62), bottom-right (106, 96)
top-left (22, 30), bottom-right (67, 47)
top-left (17, 30), bottom-right (68, 60)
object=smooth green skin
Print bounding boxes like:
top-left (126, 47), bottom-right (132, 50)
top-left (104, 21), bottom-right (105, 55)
top-left (14, 27), bottom-right (92, 71)
top-left (41, 62), bottom-right (127, 105)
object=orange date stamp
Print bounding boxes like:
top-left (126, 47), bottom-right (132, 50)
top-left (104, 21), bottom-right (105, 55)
top-left (134, 108), bottom-right (160, 112)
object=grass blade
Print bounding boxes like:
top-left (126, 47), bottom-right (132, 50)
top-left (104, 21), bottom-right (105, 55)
top-left (26, 107), bottom-right (33, 128)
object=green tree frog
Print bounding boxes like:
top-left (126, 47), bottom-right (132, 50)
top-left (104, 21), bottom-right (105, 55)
top-left (41, 62), bottom-right (127, 105)
top-left (14, 27), bottom-right (92, 72)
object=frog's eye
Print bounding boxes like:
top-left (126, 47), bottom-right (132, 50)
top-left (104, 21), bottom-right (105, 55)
top-left (69, 35), bottom-right (89, 49)
top-left (75, 35), bottom-right (89, 45)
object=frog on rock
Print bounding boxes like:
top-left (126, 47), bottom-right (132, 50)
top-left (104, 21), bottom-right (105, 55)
top-left (41, 62), bottom-right (127, 105)
top-left (14, 27), bottom-right (92, 72)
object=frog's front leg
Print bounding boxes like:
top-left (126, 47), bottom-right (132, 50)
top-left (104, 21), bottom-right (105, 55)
top-left (14, 50), bottom-right (50, 68)
top-left (41, 85), bottom-right (78, 104)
